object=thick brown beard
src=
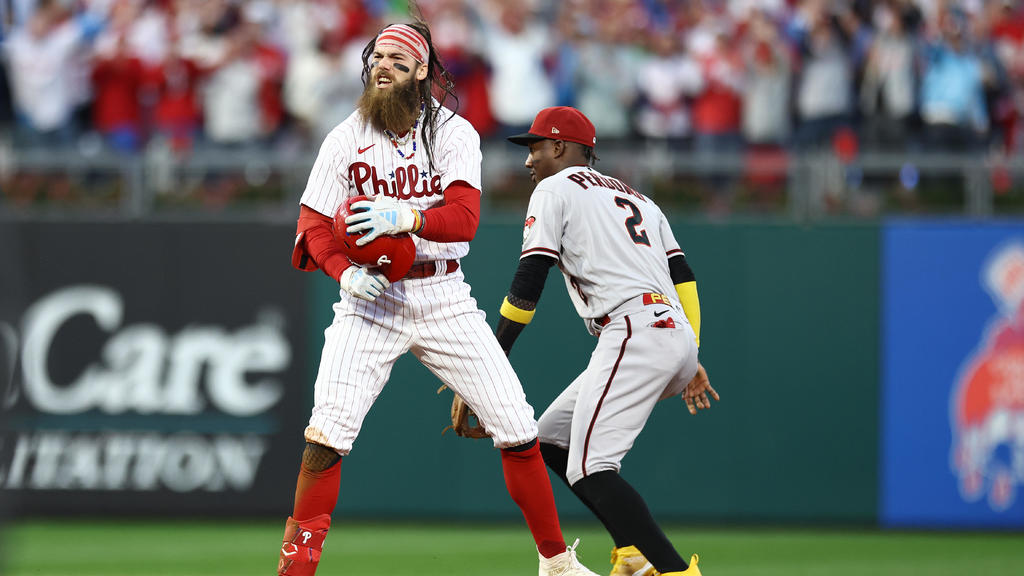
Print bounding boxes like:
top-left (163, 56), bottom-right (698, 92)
top-left (357, 71), bottom-right (422, 134)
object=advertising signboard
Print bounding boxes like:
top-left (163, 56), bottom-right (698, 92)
top-left (0, 222), bottom-right (307, 516)
top-left (882, 220), bottom-right (1024, 527)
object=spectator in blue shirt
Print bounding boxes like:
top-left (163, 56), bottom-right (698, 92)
top-left (919, 7), bottom-right (995, 152)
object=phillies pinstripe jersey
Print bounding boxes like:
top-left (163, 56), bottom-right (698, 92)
top-left (521, 165), bottom-right (683, 320)
top-left (299, 100), bottom-right (481, 262)
top-left (299, 98), bottom-right (538, 453)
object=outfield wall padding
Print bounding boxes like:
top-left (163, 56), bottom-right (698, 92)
top-left (311, 220), bottom-right (881, 523)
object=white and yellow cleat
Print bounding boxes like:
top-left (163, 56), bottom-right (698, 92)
top-left (539, 538), bottom-right (602, 576)
top-left (662, 554), bottom-right (702, 576)
top-left (610, 545), bottom-right (659, 576)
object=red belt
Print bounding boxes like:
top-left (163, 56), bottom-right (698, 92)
top-left (595, 292), bottom-right (671, 326)
top-left (404, 260), bottom-right (459, 279)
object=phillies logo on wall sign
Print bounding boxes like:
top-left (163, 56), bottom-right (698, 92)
top-left (950, 242), bottom-right (1024, 512)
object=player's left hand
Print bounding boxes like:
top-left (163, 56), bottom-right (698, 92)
top-left (344, 197), bottom-right (417, 246)
top-left (682, 363), bottom-right (719, 415)
top-left (437, 385), bottom-right (488, 439)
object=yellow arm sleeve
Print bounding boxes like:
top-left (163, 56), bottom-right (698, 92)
top-left (675, 281), bottom-right (701, 347)
top-left (500, 297), bottom-right (536, 325)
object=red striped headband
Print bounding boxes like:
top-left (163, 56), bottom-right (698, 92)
top-left (375, 24), bottom-right (429, 64)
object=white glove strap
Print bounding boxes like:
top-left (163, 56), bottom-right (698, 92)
top-left (390, 206), bottom-right (416, 233)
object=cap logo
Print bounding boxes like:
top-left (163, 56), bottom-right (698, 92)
top-left (551, 127), bottom-right (560, 134)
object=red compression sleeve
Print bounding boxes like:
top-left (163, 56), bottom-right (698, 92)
top-left (295, 205), bottom-right (351, 281)
top-left (292, 461), bottom-right (341, 520)
top-left (417, 181), bottom-right (480, 243)
top-left (501, 443), bottom-right (566, 558)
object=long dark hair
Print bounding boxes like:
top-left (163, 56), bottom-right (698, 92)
top-left (361, 21), bottom-right (459, 172)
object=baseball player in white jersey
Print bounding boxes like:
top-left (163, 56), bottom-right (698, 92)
top-left (495, 107), bottom-right (720, 576)
top-left (277, 23), bottom-right (600, 576)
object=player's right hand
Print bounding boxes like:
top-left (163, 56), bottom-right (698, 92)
top-left (339, 265), bottom-right (390, 301)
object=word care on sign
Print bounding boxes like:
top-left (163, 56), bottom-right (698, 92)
top-left (1, 285), bottom-right (289, 495)
top-left (0, 221), bottom-right (309, 516)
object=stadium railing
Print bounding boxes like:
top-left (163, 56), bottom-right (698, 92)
top-left (1, 140), bottom-right (1021, 221)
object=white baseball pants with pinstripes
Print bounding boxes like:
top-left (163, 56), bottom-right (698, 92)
top-left (304, 270), bottom-right (539, 453)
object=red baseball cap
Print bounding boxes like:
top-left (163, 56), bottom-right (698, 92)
top-left (508, 106), bottom-right (597, 148)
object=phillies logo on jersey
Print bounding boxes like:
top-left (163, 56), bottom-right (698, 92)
top-left (950, 241), bottom-right (1024, 512)
top-left (348, 162), bottom-right (442, 200)
top-left (523, 216), bottom-right (536, 241)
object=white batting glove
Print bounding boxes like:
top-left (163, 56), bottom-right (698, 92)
top-left (344, 197), bottom-right (418, 246)
top-left (339, 265), bottom-right (390, 302)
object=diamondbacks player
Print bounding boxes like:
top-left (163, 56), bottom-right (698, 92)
top-left (278, 23), bottom-right (600, 576)
top-left (498, 107), bottom-right (719, 576)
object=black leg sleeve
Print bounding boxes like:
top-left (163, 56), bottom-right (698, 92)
top-left (539, 443), bottom-right (631, 547)
top-left (573, 470), bottom-right (688, 573)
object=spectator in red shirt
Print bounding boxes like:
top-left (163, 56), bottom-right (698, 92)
top-left (987, 0), bottom-right (1024, 152)
top-left (92, 32), bottom-right (145, 152)
top-left (151, 35), bottom-right (202, 154)
top-left (321, 0), bottom-right (372, 49)
top-left (688, 10), bottom-right (746, 213)
top-left (252, 27), bottom-right (288, 143)
top-left (428, 0), bottom-right (496, 137)
top-left (691, 22), bottom-right (745, 155)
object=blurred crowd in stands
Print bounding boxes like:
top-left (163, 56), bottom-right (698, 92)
top-left (1, 0), bottom-right (1023, 159)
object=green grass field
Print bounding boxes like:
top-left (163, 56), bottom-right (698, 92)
top-left (2, 519), bottom-right (1022, 576)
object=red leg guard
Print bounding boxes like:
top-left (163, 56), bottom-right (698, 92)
top-left (277, 514), bottom-right (331, 576)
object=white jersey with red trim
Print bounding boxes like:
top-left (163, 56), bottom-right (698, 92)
top-left (299, 100), bottom-right (481, 262)
top-left (299, 100), bottom-right (538, 454)
top-left (520, 165), bottom-right (683, 321)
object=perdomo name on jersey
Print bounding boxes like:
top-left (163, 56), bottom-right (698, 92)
top-left (566, 170), bottom-right (647, 203)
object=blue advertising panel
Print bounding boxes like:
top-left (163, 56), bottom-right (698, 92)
top-left (882, 220), bottom-right (1024, 528)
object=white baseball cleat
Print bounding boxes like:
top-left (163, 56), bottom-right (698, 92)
top-left (539, 538), bottom-right (601, 576)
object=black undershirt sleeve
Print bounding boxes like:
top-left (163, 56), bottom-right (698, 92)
top-left (495, 254), bottom-right (556, 355)
top-left (509, 254), bottom-right (556, 303)
top-left (668, 254), bottom-right (696, 284)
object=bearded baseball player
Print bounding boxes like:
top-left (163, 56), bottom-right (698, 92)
top-left (495, 106), bottom-right (718, 576)
top-left (279, 23), bottom-right (601, 576)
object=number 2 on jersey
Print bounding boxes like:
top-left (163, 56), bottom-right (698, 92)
top-left (614, 197), bottom-right (651, 246)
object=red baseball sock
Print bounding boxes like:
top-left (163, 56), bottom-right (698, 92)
top-left (501, 443), bottom-right (566, 558)
top-left (292, 460), bottom-right (341, 520)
